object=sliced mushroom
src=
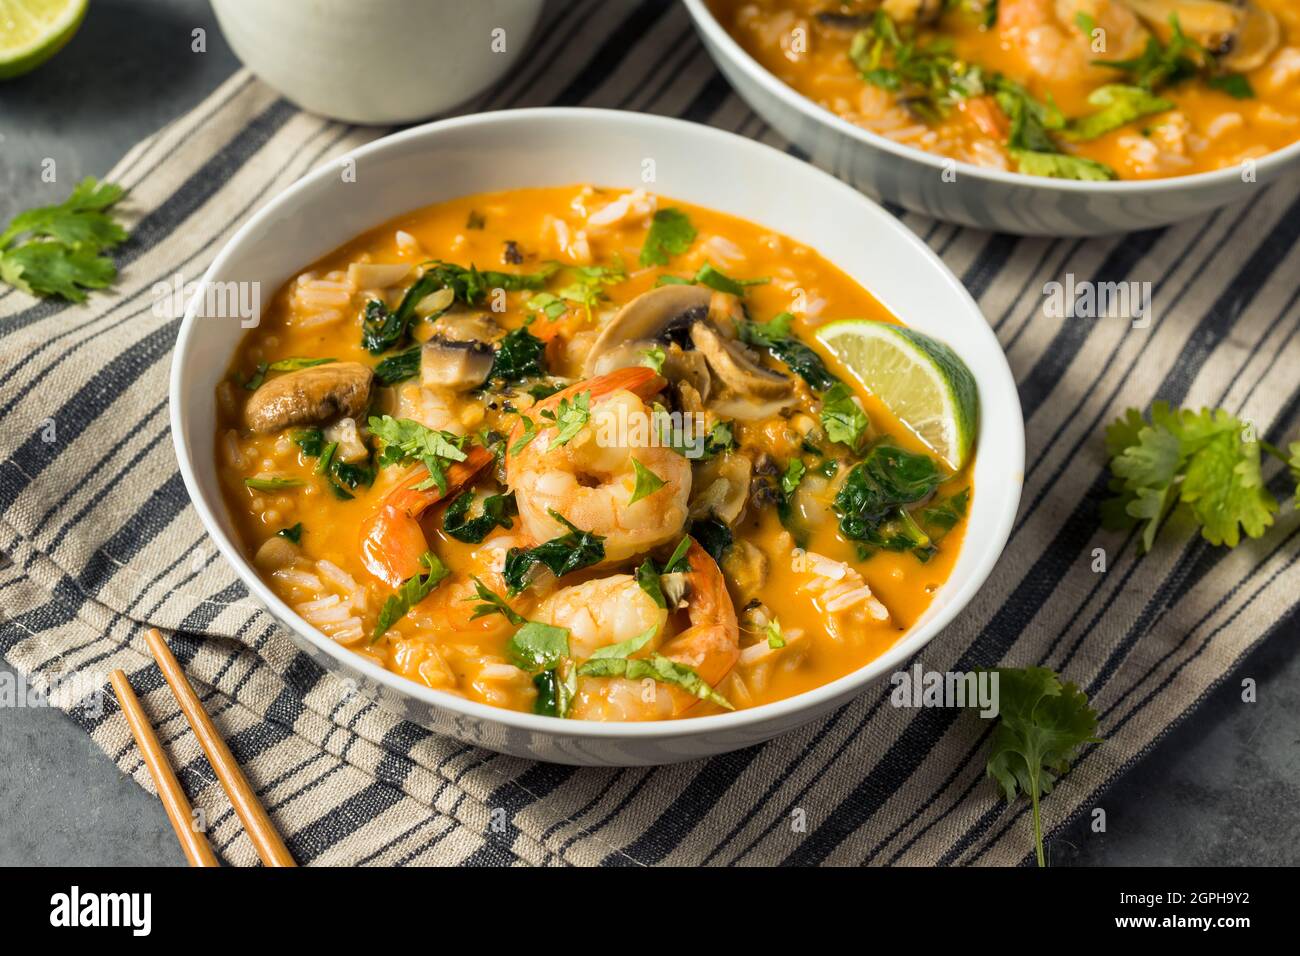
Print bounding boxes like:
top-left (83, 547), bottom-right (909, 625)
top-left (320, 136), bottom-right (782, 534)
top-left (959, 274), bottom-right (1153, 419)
top-left (244, 362), bottom-right (372, 434)
top-left (581, 284), bottom-right (712, 377)
top-left (690, 322), bottom-right (792, 400)
top-left (421, 337), bottom-right (494, 391)
top-left (722, 540), bottom-right (768, 606)
top-left (254, 535), bottom-right (300, 572)
top-left (881, 0), bottom-right (943, 26)
top-left (1123, 0), bottom-right (1279, 71)
top-left (689, 452), bottom-right (753, 524)
top-left (662, 344), bottom-right (711, 401)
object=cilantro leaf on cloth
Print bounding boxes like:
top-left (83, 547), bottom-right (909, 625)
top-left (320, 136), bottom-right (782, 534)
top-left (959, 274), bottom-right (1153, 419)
top-left (0, 177), bottom-right (128, 302)
top-left (1103, 403), bottom-right (1290, 551)
top-left (981, 667), bottom-right (1101, 867)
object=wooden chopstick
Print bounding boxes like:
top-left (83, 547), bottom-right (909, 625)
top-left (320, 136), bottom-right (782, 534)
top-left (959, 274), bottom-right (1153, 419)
top-left (144, 627), bottom-right (297, 867)
top-left (109, 669), bottom-right (220, 867)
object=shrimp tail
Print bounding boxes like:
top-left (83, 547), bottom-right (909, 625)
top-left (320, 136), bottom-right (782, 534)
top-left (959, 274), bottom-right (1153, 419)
top-left (359, 446), bottom-right (494, 586)
top-left (658, 537), bottom-right (740, 712)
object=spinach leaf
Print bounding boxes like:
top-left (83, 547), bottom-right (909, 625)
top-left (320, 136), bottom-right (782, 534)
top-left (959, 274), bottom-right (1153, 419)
top-left (688, 517), bottom-right (732, 564)
top-left (502, 510), bottom-right (606, 595)
top-left (489, 326), bottom-right (547, 383)
top-left (373, 345), bottom-right (422, 385)
top-left (833, 444), bottom-right (943, 556)
top-left (739, 312), bottom-right (839, 391)
top-left (442, 490), bottom-right (517, 544)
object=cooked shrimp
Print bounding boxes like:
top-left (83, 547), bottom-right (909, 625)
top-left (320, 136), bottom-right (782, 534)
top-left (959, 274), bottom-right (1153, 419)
top-left (410, 532), bottom-right (537, 641)
top-left (505, 366), bottom-right (692, 563)
top-left (999, 0), bottom-right (1148, 85)
top-left (534, 573), bottom-right (668, 659)
top-left (552, 539), bottom-right (740, 721)
top-left (358, 446), bottom-right (494, 586)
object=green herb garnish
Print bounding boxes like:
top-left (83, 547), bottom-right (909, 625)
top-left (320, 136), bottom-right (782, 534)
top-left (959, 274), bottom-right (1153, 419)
top-left (0, 177), bottom-right (127, 302)
top-left (577, 653), bottom-right (733, 710)
top-left (628, 459), bottom-right (667, 505)
top-left (820, 382), bottom-right (870, 451)
top-left (371, 552), bottom-right (452, 643)
top-left (1102, 403), bottom-right (1295, 552)
top-left (502, 510), bottom-right (606, 595)
top-left (1063, 85), bottom-right (1174, 142)
top-left (443, 490), bottom-right (517, 544)
top-left (639, 208), bottom-right (698, 266)
top-left (979, 667), bottom-right (1101, 868)
top-left (542, 391), bottom-right (590, 446)
top-left (506, 621), bottom-right (571, 672)
top-left (368, 415), bottom-right (468, 495)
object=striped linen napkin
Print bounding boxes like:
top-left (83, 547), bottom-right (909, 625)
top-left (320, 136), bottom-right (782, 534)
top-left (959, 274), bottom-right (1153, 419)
top-left (3, 0), bottom-right (1298, 867)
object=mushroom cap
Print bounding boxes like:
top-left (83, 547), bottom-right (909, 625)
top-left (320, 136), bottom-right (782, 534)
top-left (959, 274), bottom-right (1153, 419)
top-left (1124, 0), bottom-right (1280, 72)
top-left (690, 322), bottom-right (793, 400)
top-left (421, 336), bottom-right (495, 392)
top-left (581, 284), bottom-right (712, 378)
top-left (244, 361), bottom-right (373, 434)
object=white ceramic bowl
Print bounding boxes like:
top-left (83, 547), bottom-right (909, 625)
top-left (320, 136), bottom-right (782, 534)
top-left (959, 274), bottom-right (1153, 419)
top-left (171, 108), bottom-right (1024, 765)
top-left (683, 0), bottom-right (1300, 236)
top-left (210, 0), bottom-right (544, 124)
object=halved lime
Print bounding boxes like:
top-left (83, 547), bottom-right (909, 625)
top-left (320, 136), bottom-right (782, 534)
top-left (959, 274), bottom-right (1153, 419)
top-left (815, 319), bottom-right (979, 471)
top-left (0, 0), bottom-right (86, 80)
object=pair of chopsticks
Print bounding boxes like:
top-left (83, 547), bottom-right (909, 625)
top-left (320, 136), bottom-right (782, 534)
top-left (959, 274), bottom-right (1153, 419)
top-left (109, 628), bottom-right (295, 867)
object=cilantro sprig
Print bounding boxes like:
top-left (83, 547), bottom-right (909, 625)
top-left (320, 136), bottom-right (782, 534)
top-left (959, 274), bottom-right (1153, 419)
top-left (639, 208), bottom-right (698, 267)
top-left (371, 552), bottom-right (452, 643)
top-left (1102, 403), bottom-right (1296, 552)
top-left (978, 667), bottom-right (1101, 868)
top-left (368, 415), bottom-right (469, 495)
top-left (0, 177), bottom-right (128, 302)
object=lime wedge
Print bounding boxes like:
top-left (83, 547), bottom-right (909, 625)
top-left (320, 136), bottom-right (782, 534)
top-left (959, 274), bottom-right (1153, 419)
top-left (815, 319), bottom-right (979, 471)
top-left (0, 0), bottom-right (86, 80)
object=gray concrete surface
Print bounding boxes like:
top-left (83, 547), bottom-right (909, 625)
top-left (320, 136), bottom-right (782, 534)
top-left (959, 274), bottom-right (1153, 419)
top-left (1, 0), bottom-right (1296, 867)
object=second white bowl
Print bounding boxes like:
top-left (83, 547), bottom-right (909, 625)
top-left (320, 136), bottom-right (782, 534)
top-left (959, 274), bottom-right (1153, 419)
top-left (683, 0), bottom-right (1300, 236)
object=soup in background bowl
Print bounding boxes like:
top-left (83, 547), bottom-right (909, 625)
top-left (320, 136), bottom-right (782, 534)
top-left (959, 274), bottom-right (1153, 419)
top-left (684, 0), bottom-right (1300, 234)
top-left (171, 109), bottom-right (1023, 764)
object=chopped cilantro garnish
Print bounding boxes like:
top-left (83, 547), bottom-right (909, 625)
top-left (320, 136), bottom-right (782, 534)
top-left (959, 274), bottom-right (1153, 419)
top-left (371, 552), bottom-right (451, 643)
top-left (639, 208), bottom-right (698, 266)
top-left (628, 458), bottom-right (667, 505)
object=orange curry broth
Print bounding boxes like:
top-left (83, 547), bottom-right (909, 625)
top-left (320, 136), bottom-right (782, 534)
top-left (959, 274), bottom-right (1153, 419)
top-left (216, 185), bottom-right (970, 716)
top-left (710, 0), bottom-right (1300, 180)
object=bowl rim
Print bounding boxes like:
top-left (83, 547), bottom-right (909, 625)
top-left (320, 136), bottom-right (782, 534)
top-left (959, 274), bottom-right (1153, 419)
top-left (681, 0), bottom-right (1300, 194)
top-left (171, 106), bottom-right (1025, 741)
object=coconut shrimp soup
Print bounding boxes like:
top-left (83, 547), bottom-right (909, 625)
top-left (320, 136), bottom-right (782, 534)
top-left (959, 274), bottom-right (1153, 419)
top-left (217, 186), bottom-right (977, 721)
top-left (712, 0), bottom-right (1300, 180)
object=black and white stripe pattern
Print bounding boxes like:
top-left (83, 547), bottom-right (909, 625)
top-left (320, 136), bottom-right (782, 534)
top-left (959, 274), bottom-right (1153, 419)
top-left (2, 0), bottom-right (1297, 866)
